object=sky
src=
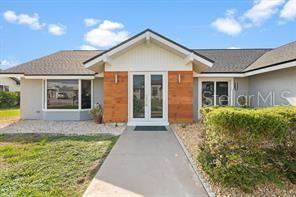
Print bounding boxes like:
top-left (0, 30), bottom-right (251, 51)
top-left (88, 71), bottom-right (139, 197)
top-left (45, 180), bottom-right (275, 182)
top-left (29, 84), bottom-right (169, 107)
top-left (0, 0), bottom-right (296, 69)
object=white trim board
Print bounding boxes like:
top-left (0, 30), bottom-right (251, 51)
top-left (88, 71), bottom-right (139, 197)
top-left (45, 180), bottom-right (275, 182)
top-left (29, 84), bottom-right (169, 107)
top-left (0, 74), bottom-right (24, 78)
top-left (194, 60), bottom-right (296, 77)
top-left (25, 76), bottom-right (95, 79)
top-left (84, 30), bottom-right (213, 68)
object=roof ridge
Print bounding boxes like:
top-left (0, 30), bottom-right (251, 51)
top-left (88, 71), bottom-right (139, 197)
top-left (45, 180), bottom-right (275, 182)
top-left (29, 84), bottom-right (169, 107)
top-left (194, 48), bottom-right (273, 50)
top-left (69, 50), bottom-right (103, 52)
top-left (244, 40), bottom-right (296, 72)
top-left (273, 40), bottom-right (296, 49)
top-left (243, 50), bottom-right (269, 71)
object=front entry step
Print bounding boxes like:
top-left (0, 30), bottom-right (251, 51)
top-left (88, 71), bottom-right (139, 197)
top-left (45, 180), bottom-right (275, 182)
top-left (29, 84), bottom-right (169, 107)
top-left (134, 126), bottom-right (167, 131)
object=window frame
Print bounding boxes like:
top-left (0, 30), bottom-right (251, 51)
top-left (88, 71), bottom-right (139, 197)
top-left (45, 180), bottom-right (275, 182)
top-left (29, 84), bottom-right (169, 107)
top-left (0, 85), bottom-right (9, 92)
top-left (43, 79), bottom-right (93, 111)
top-left (198, 78), bottom-right (234, 118)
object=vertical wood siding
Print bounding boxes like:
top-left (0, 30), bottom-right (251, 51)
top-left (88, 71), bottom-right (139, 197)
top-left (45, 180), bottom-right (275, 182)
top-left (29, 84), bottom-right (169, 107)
top-left (168, 71), bottom-right (193, 123)
top-left (104, 72), bottom-right (128, 122)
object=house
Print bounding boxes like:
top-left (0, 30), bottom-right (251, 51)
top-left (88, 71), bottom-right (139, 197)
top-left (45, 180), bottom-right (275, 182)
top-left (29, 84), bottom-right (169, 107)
top-left (0, 77), bottom-right (20, 92)
top-left (0, 29), bottom-right (295, 125)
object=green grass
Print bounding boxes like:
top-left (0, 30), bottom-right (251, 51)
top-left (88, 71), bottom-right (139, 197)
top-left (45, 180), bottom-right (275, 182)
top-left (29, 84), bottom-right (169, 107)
top-left (0, 134), bottom-right (118, 196)
top-left (0, 108), bottom-right (20, 120)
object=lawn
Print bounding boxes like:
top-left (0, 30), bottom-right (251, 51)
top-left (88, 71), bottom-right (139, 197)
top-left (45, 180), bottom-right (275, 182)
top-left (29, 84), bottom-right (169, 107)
top-left (0, 134), bottom-right (118, 196)
top-left (0, 108), bottom-right (20, 121)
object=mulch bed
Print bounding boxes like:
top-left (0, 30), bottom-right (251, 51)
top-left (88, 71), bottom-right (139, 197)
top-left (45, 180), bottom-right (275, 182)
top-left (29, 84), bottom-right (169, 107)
top-left (173, 123), bottom-right (296, 197)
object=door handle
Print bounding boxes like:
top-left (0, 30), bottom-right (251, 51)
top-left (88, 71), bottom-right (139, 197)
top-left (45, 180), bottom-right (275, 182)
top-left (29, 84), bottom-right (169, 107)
top-left (145, 95), bottom-right (148, 106)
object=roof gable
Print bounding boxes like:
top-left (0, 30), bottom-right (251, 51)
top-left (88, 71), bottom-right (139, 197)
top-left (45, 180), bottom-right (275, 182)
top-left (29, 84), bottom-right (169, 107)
top-left (83, 29), bottom-right (214, 68)
top-left (245, 41), bottom-right (296, 72)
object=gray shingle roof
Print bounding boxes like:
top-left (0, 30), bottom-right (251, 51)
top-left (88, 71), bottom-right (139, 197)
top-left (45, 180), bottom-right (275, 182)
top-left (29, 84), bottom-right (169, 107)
top-left (2, 42), bottom-right (295, 75)
top-left (2, 50), bottom-right (101, 75)
top-left (195, 49), bottom-right (271, 73)
top-left (244, 41), bottom-right (296, 72)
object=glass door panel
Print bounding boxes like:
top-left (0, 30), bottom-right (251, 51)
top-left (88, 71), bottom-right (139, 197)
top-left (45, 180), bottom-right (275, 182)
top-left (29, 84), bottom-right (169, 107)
top-left (151, 75), bottom-right (163, 118)
top-left (133, 75), bottom-right (145, 118)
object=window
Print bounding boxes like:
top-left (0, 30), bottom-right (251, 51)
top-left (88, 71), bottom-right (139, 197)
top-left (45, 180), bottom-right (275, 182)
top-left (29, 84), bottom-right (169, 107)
top-left (202, 81), bottom-right (229, 106)
top-left (202, 82), bottom-right (214, 106)
top-left (0, 85), bottom-right (9, 92)
top-left (47, 80), bottom-right (79, 109)
top-left (216, 82), bottom-right (229, 106)
top-left (46, 79), bottom-right (92, 110)
top-left (81, 80), bottom-right (91, 109)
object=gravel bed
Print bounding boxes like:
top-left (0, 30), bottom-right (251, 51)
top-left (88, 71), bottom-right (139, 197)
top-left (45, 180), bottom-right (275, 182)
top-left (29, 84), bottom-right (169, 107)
top-left (0, 120), bottom-right (125, 136)
top-left (173, 123), bottom-right (296, 197)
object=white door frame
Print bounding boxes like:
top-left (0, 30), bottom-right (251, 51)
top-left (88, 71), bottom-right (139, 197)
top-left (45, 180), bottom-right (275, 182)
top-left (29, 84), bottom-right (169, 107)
top-left (128, 71), bottom-right (168, 126)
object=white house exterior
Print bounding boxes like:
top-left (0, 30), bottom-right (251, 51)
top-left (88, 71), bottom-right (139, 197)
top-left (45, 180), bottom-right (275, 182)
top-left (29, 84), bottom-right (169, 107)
top-left (0, 29), bottom-right (295, 125)
top-left (0, 77), bottom-right (20, 92)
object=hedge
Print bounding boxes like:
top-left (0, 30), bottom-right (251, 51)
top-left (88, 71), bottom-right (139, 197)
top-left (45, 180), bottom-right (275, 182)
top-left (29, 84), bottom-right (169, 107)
top-left (199, 106), bottom-right (296, 192)
top-left (0, 92), bottom-right (20, 108)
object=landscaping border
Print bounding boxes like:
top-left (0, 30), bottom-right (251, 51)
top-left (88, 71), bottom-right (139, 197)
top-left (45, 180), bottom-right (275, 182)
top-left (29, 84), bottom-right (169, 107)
top-left (170, 125), bottom-right (215, 197)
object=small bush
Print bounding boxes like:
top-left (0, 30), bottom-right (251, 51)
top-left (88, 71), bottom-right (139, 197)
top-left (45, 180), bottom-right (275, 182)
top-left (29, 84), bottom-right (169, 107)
top-left (199, 106), bottom-right (296, 192)
top-left (0, 92), bottom-right (20, 108)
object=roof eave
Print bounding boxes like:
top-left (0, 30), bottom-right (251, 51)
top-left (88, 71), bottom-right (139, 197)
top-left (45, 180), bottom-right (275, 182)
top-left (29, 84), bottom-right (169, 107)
top-left (83, 29), bottom-right (214, 68)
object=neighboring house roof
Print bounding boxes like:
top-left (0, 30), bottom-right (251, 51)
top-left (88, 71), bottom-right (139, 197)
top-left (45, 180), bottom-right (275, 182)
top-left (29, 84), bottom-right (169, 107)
top-left (0, 69), bottom-right (20, 84)
top-left (244, 41), bottom-right (296, 72)
top-left (195, 49), bottom-right (271, 73)
top-left (2, 50), bottom-right (101, 75)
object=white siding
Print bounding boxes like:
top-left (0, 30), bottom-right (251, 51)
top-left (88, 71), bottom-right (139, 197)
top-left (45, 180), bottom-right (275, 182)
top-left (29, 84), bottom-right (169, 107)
top-left (93, 78), bottom-right (104, 106)
top-left (248, 67), bottom-right (296, 107)
top-left (106, 42), bottom-right (191, 72)
top-left (20, 79), bottom-right (43, 119)
top-left (0, 77), bottom-right (20, 92)
top-left (233, 77), bottom-right (249, 106)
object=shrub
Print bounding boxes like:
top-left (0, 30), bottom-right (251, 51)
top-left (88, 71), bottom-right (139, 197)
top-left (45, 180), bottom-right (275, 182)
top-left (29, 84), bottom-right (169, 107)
top-left (199, 106), bottom-right (296, 192)
top-left (0, 92), bottom-right (20, 108)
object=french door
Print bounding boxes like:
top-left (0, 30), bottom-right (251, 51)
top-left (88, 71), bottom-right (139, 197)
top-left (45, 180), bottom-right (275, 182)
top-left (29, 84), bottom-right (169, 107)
top-left (129, 72), bottom-right (168, 126)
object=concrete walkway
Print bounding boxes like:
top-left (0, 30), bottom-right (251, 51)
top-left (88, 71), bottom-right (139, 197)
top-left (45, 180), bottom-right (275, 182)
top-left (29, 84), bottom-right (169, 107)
top-left (84, 127), bottom-right (208, 197)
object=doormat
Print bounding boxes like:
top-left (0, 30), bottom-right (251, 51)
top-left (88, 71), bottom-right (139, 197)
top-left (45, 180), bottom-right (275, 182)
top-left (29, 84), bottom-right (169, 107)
top-left (134, 126), bottom-right (167, 131)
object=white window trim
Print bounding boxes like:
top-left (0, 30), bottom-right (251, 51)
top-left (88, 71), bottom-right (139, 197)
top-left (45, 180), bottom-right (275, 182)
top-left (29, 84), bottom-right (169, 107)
top-left (197, 77), bottom-right (234, 118)
top-left (42, 79), bottom-right (93, 112)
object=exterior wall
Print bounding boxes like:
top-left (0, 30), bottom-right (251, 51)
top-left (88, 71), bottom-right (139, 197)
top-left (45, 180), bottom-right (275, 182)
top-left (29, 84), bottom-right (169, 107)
top-left (93, 78), bottom-right (104, 106)
top-left (104, 72), bottom-right (128, 122)
top-left (233, 77), bottom-right (249, 106)
top-left (0, 77), bottom-right (20, 92)
top-left (248, 67), bottom-right (296, 107)
top-left (103, 42), bottom-right (193, 123)
top-left (20, 79), bottom-right (43, 119)
top-left (168, 71), bottom-right (193, 123)
top-left (21, 78), bottom-right (100, 121)
top-left (105, 42), bottom-right (192, 72)
top-left (43, 111), bottom-right (90, 121)
top-left (193, 78), bottom-right (199, 120)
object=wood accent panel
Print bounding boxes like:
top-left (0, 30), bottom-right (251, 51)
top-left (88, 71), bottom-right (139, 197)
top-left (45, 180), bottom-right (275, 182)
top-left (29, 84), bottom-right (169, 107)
top-left (168, 71), bottom-right (193, 123)
top-left (104, 72), bottom-right (128, 122)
